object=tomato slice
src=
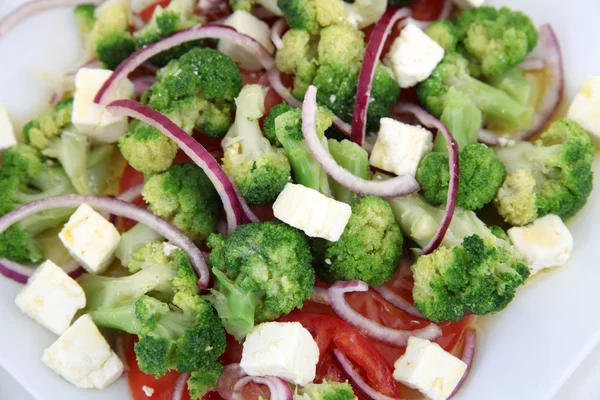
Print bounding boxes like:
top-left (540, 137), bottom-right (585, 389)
top-left (410, 0), bottom-right (447, 21)
top-left (139, 0), bottom-right (171, 23)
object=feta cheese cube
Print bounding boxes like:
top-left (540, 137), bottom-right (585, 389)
top-left (59, 203), bottom-right (121, 274)
top-left (567, 76), bottom-right (600, 144)
top-left (273, 183), bottom-right (352, 242)
top-left (0, 104), bottom-right (17, 152)
top-left (240, 322), bottom-right (319, 385)
top-left (384, 23), bottom-right (445, 88)
top-left (217, 10), bottom-right (275, 71)
top-left (15, 260), bottom-right (86, 335)
top-left (72, 68), bottom-right (134, 143)
top-left (394, 337), bottom-right (467, 400)
top-left (507, 214), bottom-right (573, 275)
top-left (453, 0), bottom-right (485, 9)
top-left (42, 314), bottom-right (124, 389)
top-left (369, 118), bottom-right (433, 177)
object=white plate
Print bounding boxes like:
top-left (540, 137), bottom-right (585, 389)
top-left (0, 1), bottom-right (599, 399)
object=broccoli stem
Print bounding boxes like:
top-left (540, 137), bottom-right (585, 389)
top-left (486, 68), bottom-right (532, 106)
top-left (89, 302), bottom-right (141, 334)
top-left (434, 88), bottom-right (483, 153)
top-left (279, 136), bottom-right (332, 196)
top-left (43, 130), bottom-right (91, 194)
top-left (328, 139), bottom-right (369, 205)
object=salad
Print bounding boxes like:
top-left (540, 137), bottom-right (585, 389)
top-left (0, 0), bottom-right (596, 399)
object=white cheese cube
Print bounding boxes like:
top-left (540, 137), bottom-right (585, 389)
top-left (507, 214), bottom-right (573, 275)
top-left (369, 118), bottom-right (433, 177)
top-left (394, 337), bottom-right (467, 400)
top-left (240, 322), bottom-right (319, 385)
top-left (59, 203), bottom-right (121, 274)
top-left (0, 104), bottom-right (17, 152)
top-left (72, 68), bottom-right (134, 143)
top-left (453, 0), bottom-right (485, 9)
top-left (384, 23), bottom-right (445, 88)
top-left (217, 10), bottom-right (275, 71)
top-left (15, 260), bottom-right (86, 335)
top-left (273, 183), bottom-right (352, 242)
top-left (42, 314), bottom-right (124, 389)
top-left (567, 76), bottom-right (600, 144)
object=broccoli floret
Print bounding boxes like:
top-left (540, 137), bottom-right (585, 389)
top-left (23, 98), bottom-right (73, 149)
top-left (263, 102), bottom-right (295, 147)
top-left (275, 29), bottom-right (319, 99)
top-left (425, 19), bottom-right (459, 53)
top-left (278, 0), bottom-right (345, 33)
top-left (494, 119), bottom-right (594, 226)
top-left (295, 380), bottom-right (356, 400)
top-left (229, 0), bottom-right (255, 11)
top-left (187, 363), bottom-right (224, 399)
top-left (433, 88), bottom-right (483, 153)
top-left (274, 107), bottom-right (333, 196)
top-left (142, 163), bottom-right (220, 242)
top-left (316, 196), bottom-right (403, 286)
top-left (88, 0), bottom-right (136, 69)
top-left (454, 6), bottom-right (538, 77)
top-left (81, 241), bottom-right (226, 381)
top-left (147, 47), bottom-right (243, 138)
top-left (384, 191), bottom-right (529, 321)
top-left (417, 143), bottom-right (506, 211)
top-left (0, 145), bottom-right (77, 263)
top-left (417, 52), bottom-right (533, 130)
top-left (328, 139), bottom-right (369, 206)
top-left (207, 221), bottom-right (314, 340)
top-left (118, 125), bottom-right (179, 175)
top-left (115, 223), bottom-right (163, 269)
top-left (221, 85), bottom-right (291, 205)
top-left (73, 4), bottom-right (96, 34)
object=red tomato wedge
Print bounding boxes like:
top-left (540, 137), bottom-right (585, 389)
top-left (139, 0), bottom-right (171, 23)
top-left (410, 0), bottom-right (447, 21)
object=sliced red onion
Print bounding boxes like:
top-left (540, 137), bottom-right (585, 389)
top-left (197, 0), bottom-right (227, 13)
top-left (447, 329), bottom-right (477, 399)
top-left (132, 76), bottom-right (156, 97)
top-left (217, 364), bottom-right (248, 399)
top-left (393, 102), bottom-right (459, 255)
top-left (95, 25), bottom-right (275, 105)
top-left (327, 281), bottom-right (441, 347)
top-left (232, 376), bottom-right (292, 400)
top-left (107, 100), bottom-right (258, 234)
top-left (0, 195), bottom-right (210, 288)
top-left (303, 86), bottom-right (420, 198)
top-left (0, 0), bottom-right (104, 37)
top-left (172, 373), bottom-right (190, 400)
top-left (0, 258), bottom-right (84, 285)
top-left (308, 286), bottom-right (329, 305)
top-left (116, 183), bottom-right (145, 203)
top-left (332, 349), bottom-right (397, 400)
top-left (270, 18), bottom-right (286, 50)
top-left (351, 7), bottom-right (411, 147)
top-left (372, 285), bottom-right (424, 319)
top-left (519, 57), bottom-right (545, 72)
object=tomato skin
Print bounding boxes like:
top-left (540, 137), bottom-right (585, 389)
top-left (139, 0), bottom-right (171, 23)
top-left (410, 0), bottom-right (447, 21)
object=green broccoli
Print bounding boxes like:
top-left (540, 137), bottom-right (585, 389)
top-left (328, 139), bottom-right (369, 206)
top-left (118, 125), bottom-right (179, 175)
top-left (207, 221), bottom-right (315, 340)
top-left (73, 4), bottom-right (96, 35)
top-left (494, 119), bottom-right (594, 226)
top-left (141, 163), bottom-right (220, 242)
top-left (221, 85), bottom-right (291, 205)
top-left (425, 19), bottom-right (459, 53)
top-left (81, 241), bottom-right (226, 385)
top-left (187, 364), bottom-right (224, 399)
top-left (229, 0), bottom-right (255, 11)
top-left (278, 0), bottom-right (345, 33)
top-left (417, 143), bottom-right (506, 211)
top-left (295, 380), bottom-right (356, 400)
top-left (384, 191), bottom-right (529, 322)
top-left (315, 196), bottom-right (403, 286)
top-left (115, 224), bottom-right (164, 268)
top-left (274, 107), bottom-right (333, 196)
top-left (417, 52), bottom-right (534, 130)
top-left (454, 6), bottom-right (538, 77)
top-left (263, 102), bottom-right (295, 147)
top-left (486, 67), bottom-right (532, 106)
top-left (0, 145), bottom-right (75, 263)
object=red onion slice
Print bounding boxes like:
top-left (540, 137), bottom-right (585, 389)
top-left (372, 285), bottom-right (424, 319)
top-left (107, 100), bottom-right (258, 235)
top-left (393, 102), bottom-right (459, 255)
top-left (332, 349), bottom-right (397, 400)
top-left (327, 281), bottom-right (441, 346)
top-left (0, 258), bottom-right (83, 285)
top-left (0, 194), bottom-right (210, 288)
top-left (232, 376), bottom-right (292, 400)
top-left (116, 183), bottom-right (145, 203)
top-left (217, 364), bottom-right (248, 399)
top-left (95, 25), bottom-right (275, 105)
top-left (351, 7), bottom-right (411, 147)
top-left (519, 57), bottom-right (545, 72)
top-left (447, 329), bottom-right (477, 399)
top-left (132, 76), bottom-right (156, 97)
top-left (0, 0), bottom-right (104, 37)
top-left (197, 0), bottom-right (228, 14)
top-left (270, 18), bottom-right (286, 51)
top-left (303, 86), bottom-right (420, 198)
top-left (172, 373), bottom-right (190, 400)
